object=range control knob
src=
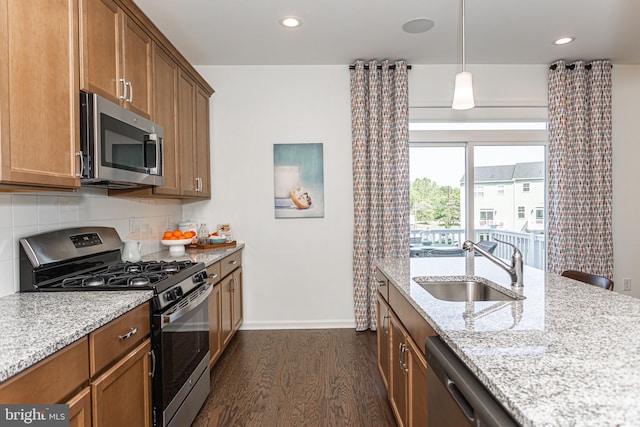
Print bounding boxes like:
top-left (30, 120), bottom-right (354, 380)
top-left (164, 286), bottom-right (184, 301)
top-left (192, 271), bottom-right (208, 283)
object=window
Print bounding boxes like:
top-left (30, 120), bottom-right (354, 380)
top-left (479, 209), bottom-right (494, 226)
top-left (535, 208), bottom-right (544, 224)
top-left (409, 106), bottom-right (548, 267)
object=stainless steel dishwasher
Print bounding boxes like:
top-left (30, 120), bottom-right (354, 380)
top-left (425, 336), bottom-right (520, 427)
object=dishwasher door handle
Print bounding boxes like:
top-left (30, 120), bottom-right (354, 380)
top-left (446, 378), bottom-right (475, 423)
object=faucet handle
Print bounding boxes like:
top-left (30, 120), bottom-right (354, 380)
top-left (493, 238), bottom-right (521, 254)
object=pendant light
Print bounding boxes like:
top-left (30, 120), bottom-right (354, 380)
top-left (452, 0), bottom-right (475, 110)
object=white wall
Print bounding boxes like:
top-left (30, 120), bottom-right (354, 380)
top-left (612, 65), bottom-right (640, 298)
top-left (187, 66), bottom-right (355, 329)
top-left (0, 188), bottom-right (183, 297)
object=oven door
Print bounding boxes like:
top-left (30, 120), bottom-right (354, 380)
top-left (153, 283), bottom-right (212, 427)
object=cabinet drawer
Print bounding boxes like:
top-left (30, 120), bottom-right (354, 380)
top-left (376, 269), bottom-right (390, 302)
top-left (220, 251), bottom-right (242, 278)
top-left (0, 337), bottom-right (89, 404)
top-left (89, 302), bottom-right (150, 376)
top-left (207, 261), bottom-right (222, 285)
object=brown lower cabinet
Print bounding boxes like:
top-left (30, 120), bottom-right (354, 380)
top-left (0, 302), bottom-right (152, 427)
top-left (91, 339), bottom-right (152, 427)
top-left (377, 269), bottom-right (432, 427)
top-left (207, 250), bottom-right (243, 367)
top-left (68, 387), bottom-right (92, 427)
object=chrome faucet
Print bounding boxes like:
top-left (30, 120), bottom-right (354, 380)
top-left (462, 239), bottom-right (524, 287)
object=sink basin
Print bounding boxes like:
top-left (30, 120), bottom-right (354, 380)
top-left (413, 279), bottom-right (518, 302)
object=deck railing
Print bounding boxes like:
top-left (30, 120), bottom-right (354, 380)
top-left (410, 228), bottom-right (546, 269)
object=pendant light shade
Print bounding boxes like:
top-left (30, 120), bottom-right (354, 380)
top-left (452, 71), bottom-right (474, 110)
top-left (452, 0), bottom-right (475, 110)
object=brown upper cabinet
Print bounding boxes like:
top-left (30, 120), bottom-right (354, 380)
top-left (79, 0), bottom-right (153, 118)
top-left (0, 0), bottom-right (81, 190)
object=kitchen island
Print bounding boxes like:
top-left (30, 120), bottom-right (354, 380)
top-left (376, 256), bottom-right (640, 427)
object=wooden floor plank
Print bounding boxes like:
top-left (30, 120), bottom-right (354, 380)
top-left (192, 329), bottom-right (397, 427)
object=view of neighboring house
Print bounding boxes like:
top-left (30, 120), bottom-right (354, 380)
top-left (461, 162), bottom-right (544, 232)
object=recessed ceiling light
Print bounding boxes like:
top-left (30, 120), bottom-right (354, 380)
top-left (402, 18), bottom-right (435, 34)
top-left (279, 16), bottom-right (301, 28)
top-left (553, 36), bottom-right (575, 45)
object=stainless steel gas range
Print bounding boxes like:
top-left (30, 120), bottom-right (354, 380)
top-left (19, 226), bottom-right (211, 427)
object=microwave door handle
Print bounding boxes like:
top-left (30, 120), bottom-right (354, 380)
top-left (145, 134), bottom-right (160, 174)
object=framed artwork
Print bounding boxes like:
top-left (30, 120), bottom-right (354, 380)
top-left (273, 143), bottom-right (324, 218)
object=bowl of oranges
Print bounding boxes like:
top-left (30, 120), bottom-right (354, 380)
top-left (161, 229), bottom-right (195, 256)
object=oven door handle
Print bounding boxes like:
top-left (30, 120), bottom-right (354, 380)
top-left (161, 283), bottom-right (213, 327)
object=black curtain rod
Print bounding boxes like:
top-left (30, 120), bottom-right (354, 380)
top-left (549, 63), bottom-right (613, 71)
top-left (348, 64), bottom-right (412, 70)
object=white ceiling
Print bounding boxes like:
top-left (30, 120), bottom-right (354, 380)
top-left (133, 0), bottom-right (640, 66)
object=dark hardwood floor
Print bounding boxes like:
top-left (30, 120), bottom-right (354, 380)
top-left (192, 329), bottom-right (397, 427)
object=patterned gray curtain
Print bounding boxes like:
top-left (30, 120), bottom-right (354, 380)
top-left (547, 60), bottom-right (613, 278)
top-left (351, 60), bottom-right (410, 331)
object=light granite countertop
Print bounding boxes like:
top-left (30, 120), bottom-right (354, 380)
top-left (0, 291), bottom-right (153, 383)
top-left (376, 256), bottom-right (640, 427)
top-left (0, 244), bottom-right (244, 384)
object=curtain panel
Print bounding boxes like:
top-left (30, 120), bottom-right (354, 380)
top-left (351, 60), bottom-right (410, 331)
top-left (547, 60), bottom-right (613, 278)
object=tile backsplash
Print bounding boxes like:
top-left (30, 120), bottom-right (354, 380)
top-left (0, 187), bottom-right (183, 297)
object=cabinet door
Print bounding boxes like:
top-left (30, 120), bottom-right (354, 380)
top-left (79, 0), bottom-right (121, 103)
top-left (194, 85), bottom-right (211, 198)
top-left (151, 44), bottom-right (180, 195)
top-left (67, 387), bottom-right (92, 427)
top-left (1, 0), bottom-right (80, 188)
top-left (376, 294), bottom-right (391, 390)
top-left (390, 315), bottom-right (408, 427)
top-left (121, 14), bottom-right (151, 118)
top-left (231, 267), bottom-right (243, 331)
top-left (92, 339), bottom-right (152, 427)
top-left (178, 71), bottom-right (197, 196)
top-left (208, 283), bottom-right (222, 366)
top-left (407, 336), bottom-right (428, 427)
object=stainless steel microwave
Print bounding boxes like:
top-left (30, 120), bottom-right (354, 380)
top-left (79, 92), bottom-right (164, 188)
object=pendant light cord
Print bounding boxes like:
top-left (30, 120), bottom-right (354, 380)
top-left (461, 0), bottom-right (466, 72)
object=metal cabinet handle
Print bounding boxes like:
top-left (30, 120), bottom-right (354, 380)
top-left (119, 78), bottom-right (128, 101)
top-left (378, 280), bottom-right (387, 287)
top-left (229, 260), bottom-right (238, 265)
top-left (127, 81), bottom-right (133, 103)
top-left (75, 151), bottom-right (84, 178)
top-left (148, 349), bottom-right (156, 378)
top-left (382, 315), bottom-right (390, 335)
top-left (398, 343), bottom-right (405, 370)
top-left (118, 327), bottom-right (138, 341)
top-left (403, 345), bottom-right (410, 373)
top-left (209, 273), bottom-right (218, 280)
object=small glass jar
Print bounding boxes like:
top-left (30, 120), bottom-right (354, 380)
top-left (197, 223), bottom-right (209, 245)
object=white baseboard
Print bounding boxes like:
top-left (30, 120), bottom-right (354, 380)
top-left (240, 319), bottom-right (356, 330)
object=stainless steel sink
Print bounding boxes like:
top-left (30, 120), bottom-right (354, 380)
top-left (413, 279), bottom-right (519, 302)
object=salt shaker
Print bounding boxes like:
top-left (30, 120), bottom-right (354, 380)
top-left (197, 224), bottom-right (209, 245)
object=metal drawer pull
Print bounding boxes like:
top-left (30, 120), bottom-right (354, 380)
top-left (118, 327), bottom-right (138, 341)
top-left (209, 273), bottom-right (218, 280)
top-left (229, 260), bottom-right (238, 265)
